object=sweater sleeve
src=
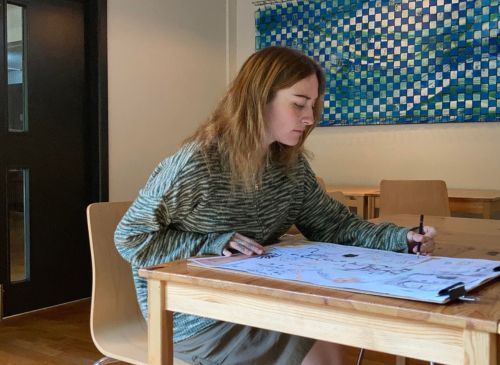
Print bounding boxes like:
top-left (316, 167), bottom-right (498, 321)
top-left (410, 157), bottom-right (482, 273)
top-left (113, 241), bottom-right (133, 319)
top-left (295, 160), bottom-right (409, 252)
top-left (114, 148), bottom-right (234, 268)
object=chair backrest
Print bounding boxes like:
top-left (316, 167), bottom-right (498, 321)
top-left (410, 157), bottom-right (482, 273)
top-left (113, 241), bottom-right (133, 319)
top-left (329, 191), bottom-right (347, 205)
top-left (315, 176), bottom-right (347, 204)
top-left (87, 201), bottom-right (149, 365)
top-left (86, 202), bottom-right (193, 365)
top-left (379, 179), bottom-right (450, 217)
top-left (316, 176), bottom-right (326, 190)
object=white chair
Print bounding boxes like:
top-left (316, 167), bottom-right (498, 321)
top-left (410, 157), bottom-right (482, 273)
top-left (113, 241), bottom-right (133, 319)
top-left (87, 201), bottom-right (189, 365)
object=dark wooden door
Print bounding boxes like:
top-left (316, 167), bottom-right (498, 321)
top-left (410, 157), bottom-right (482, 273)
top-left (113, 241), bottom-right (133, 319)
top-left (0, 0), bottom-right (107, 316)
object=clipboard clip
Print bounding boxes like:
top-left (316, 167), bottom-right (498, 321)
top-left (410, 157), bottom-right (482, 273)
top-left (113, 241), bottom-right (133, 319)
top-left (438, 282), bottom-right (480, 303)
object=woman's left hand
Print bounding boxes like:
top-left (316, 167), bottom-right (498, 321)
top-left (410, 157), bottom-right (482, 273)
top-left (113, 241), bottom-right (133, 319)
top-left (406, 225), bottom-right (437, 255)
top-left (222, 232), bottom-right (264, 257)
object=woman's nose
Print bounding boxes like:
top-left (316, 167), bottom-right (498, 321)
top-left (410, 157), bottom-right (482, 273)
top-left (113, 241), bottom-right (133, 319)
top-left (302, 107), bottom-right (314, 125)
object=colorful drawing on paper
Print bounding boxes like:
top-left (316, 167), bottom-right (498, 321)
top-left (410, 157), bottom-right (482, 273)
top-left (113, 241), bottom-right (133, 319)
top-left (190, 242), bottom-right (500, 303)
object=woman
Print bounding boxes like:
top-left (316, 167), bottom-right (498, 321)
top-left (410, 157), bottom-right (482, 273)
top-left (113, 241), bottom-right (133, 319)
top-left (115, 46), bottom-right (436, 365)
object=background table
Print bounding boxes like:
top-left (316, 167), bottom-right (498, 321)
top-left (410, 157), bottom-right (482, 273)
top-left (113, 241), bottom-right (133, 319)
top-left (327, 185), bottom-right (500, 220)
top-left (325, 185), bottom-right (379, 219)
top-left (140, 215), bottom-right (500, 365)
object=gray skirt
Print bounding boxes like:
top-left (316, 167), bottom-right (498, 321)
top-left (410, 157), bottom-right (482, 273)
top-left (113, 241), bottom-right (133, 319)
top-left (174, 321), bottom-right (315, 365)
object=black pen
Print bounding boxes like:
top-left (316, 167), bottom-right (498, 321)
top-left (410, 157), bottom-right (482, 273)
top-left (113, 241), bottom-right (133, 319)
top-left (417, 214), bottom-right (424, 257)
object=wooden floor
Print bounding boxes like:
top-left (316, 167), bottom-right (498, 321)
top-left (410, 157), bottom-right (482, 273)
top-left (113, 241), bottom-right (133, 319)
top-left (0, 298), bottom-right (431, 365)
top-left (0, 299), bottom-right (106, 365)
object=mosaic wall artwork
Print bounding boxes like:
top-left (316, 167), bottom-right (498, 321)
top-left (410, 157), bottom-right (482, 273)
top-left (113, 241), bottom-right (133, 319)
top-left (255, 0), bottom-right (499, 126)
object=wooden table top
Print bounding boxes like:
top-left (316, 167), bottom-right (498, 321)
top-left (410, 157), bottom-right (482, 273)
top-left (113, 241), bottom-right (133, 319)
top-left (327, 185), bottom-right (500, 201)
top-left (140, 215), bottom-right (500, 335)
top-left (371, 214), bottom-right (500, 255)
top-left (371, 214), bottom-right (500, 334)
top-left (447, 189), bottom-right (500, 201)
top-left (326, 185), bottom-right (379, 196)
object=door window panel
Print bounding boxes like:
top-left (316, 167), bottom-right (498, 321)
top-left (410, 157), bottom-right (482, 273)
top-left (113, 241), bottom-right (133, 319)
top-left (7, 169), bottom-right (30, 283)
top-left (7, 3), bottom-right (27, 132)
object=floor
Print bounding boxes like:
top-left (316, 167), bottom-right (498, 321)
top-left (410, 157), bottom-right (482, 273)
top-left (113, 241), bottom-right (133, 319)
top-left (0, 299), bottom-right (112, 365)
top-left (0, 298), bottom-right (433, 365)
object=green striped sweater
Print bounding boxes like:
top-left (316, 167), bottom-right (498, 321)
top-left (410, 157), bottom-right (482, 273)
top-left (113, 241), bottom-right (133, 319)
top-left (114, 142), bottom-right (409, 343)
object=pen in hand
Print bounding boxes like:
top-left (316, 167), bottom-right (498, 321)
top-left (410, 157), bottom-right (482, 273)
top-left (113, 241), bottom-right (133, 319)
top-left (417, 214), bottom-right (424, 257)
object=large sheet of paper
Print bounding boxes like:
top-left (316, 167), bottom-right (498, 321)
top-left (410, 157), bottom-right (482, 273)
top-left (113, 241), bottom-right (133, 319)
top-left (189, 241), bottom-right (500, 303)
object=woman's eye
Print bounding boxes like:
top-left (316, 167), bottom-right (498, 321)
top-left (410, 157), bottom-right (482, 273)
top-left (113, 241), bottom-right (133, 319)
top-left (294, 103), bottom-right (305, 109)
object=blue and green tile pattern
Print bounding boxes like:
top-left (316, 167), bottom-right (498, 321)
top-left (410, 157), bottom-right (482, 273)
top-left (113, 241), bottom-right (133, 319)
top-left (256, 0), bottom-right (499, 126)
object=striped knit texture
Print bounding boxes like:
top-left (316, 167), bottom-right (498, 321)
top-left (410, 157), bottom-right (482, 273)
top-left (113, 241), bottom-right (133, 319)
top-left (114, 142), bottom-right (409, 343)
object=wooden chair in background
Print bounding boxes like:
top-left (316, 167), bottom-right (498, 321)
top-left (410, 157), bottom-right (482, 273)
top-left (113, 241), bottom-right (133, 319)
top-left (316, 176), bottom-right (347, 204)
top-left (329, 190), bottom-right (347, 205)
top-left (87, 202), bottom-right (189, 365)
top-left (316, 176), bottom-right (326, 190)
top-left (379, 179), bottom-right (451, 217)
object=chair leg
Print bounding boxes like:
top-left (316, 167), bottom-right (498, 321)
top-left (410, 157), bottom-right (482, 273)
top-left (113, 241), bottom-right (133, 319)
top-left (356, 348), bottom-right (365, 365)
top-left (93, 356), bottom-right (121, 365)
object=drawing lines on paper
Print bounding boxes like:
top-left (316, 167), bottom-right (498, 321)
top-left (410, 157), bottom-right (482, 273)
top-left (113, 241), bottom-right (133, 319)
top-left (211, 242), bottom-right (500, 303)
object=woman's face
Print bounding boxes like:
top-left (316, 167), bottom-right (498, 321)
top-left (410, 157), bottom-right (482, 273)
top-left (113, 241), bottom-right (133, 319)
top-left (263, 74), bottom-right (319, 147)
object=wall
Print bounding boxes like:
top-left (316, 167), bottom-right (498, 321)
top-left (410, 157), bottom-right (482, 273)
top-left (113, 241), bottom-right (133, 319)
top-left (234, 0), bottom-right (500, 190)
top-left (108, 0), bottom-right (227, 200)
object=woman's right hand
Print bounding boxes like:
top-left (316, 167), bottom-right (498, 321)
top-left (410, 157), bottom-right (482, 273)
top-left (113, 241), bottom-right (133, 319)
top-left (222, 232), bottom-right (264, 256)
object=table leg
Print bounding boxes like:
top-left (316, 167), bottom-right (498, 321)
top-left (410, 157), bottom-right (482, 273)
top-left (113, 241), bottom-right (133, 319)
top-left (490, 200), bottom-right (500, 220)
top-left (148, 279), bottom-right (173, 365)
top-left (463, 329), bottom-right (496, 365)
top-left (367, 197), bottom-right (376, 219)
top-left (352, 196), bottom-right (365, 219)
top-left (395, 355), bottom-right (407, 365)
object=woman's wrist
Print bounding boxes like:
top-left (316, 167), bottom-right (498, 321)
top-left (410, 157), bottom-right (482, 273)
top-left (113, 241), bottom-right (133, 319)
top-left (406, 229), bottom-right (419, 253)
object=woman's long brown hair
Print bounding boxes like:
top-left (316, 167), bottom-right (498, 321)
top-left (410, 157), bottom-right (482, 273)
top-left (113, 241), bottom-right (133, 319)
top-left (185, 46), bottom-right (325, 191)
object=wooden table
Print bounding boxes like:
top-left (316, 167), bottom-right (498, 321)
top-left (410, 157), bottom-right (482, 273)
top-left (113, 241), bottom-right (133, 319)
top-left (327, 185), bottom-right (500, 219)
top-left (140, 215), bottom-right (500, 365)
top-left (447, 189), bottom-right (500, 220)
top-left (370, 214), bottom-right (500, 255)
top-left (325, 185), bottom-right (379, 219)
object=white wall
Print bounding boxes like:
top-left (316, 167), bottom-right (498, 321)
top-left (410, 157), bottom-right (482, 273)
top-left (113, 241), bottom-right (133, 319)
top-left (235, 0), bottom-right (500, 190)
top-left (108, 0), bottom-right (227, 200)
